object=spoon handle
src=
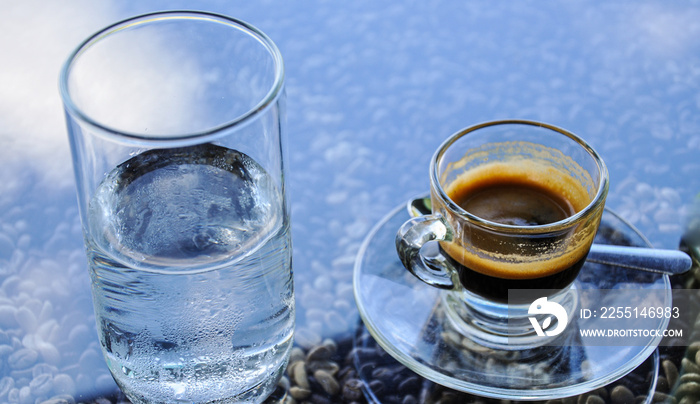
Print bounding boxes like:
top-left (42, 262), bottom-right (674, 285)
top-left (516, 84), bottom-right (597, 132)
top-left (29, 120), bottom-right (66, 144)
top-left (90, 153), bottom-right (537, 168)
top-left (588, 244), bottom-right (692, 275)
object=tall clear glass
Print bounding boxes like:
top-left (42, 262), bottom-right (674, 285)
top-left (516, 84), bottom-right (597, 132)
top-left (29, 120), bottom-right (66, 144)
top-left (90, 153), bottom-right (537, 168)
top-left (59, 11), bottom-right (294, 404)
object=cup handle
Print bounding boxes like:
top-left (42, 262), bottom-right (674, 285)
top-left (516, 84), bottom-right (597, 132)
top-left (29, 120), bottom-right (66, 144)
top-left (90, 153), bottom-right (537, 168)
top-left (396, 214), bottom-right (455, 289)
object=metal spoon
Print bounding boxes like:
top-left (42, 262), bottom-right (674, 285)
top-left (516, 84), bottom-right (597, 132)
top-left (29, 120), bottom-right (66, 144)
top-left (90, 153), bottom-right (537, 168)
top-left (407, 196), bottom-right (692, 276)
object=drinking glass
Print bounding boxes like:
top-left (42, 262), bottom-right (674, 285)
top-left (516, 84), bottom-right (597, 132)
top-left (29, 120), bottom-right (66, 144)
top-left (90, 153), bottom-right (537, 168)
top-left (396, 120), bottom-right (608, 348)
top-left (59, 11), bottom-right (294, 403)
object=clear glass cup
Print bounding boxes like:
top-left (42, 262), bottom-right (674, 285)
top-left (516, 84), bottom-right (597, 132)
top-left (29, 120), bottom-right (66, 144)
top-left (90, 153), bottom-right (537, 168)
top-left (396, 120), bottom-right (608, 349)
top-left (59, 11), bottom-right (294, 403)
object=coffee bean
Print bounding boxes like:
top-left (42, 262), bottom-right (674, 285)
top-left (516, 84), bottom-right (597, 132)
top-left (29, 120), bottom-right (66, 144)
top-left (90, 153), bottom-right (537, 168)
top-left (0, 344), bottom-right (13, 358)
top-left (333, 299), bottom-right (353, 313)
top-left (278, 375), bottom-right (290, 391)
top-left (577, 393), bottom-right (591, 404)
top-left (585, 394), bottom-right (606, 404)
top-left (349, 347), bottom-right (376, 361)
top-left (676, 382), bottom-right (700, 399)
top-left (337, 365), bottom-right (356, 384)
top-left (29, 373), bottom-right (52, 396)
top-left (441, 331), bottom-right (461, 348)
top-left (51, 373), bottom-right (75, 396)
top-left (6, 387), bottom-right (19, 403)
top-left (0, 377), bottom-right (14, 399)
top-left (680, 373), bottom-right (700, 384)
top-left (593, 387), bottom-right (608, 401)
top-left (342, 378), bottom-right (364, 402)
top-left (682, 358), bottom-right (700, 374)
top-left (309, 392), bottom-right (332, 404)
top-left (402, 395), bottom-right (418, 404)
top-left (289, 385), bottom-right (311, 400)
top-left (8, 348), bottom-right (38, 370)
top-left (321, 338), bottom-right (338, 354)
top-left (38, 341), bottom-right (60, 366)
top-left (369, 379), bottom-right (386, 395)
top-left (78, 348), bottom-right (103, 370)
top-left (295, 328), bottom-right (322, 349)
top-left (656, 376), bottom-right (670, 393)
top-left (313, 275), bottom-right (333, 291)
top-left (307, 342), bottom-right (335, 362)
top-left (307, 359), bottom-right (340, 376)
top-left (436, 390), bottom-right (460, 404)
top-left (37, 397), bottom-right (75, 404)
top-left (688, 341), bottom-right (700, 357)
top-left (581, 360), bottom-right (593, 378)
top-left (371, 366), bottom-right (396, 383)
top-left (694, 350), bottom-right (700, 368)
top-left (398, 376), bottom-right (419, 395)
top-left (314, 369), bottom-right (340, 395)
top-left (289, 347), bottom-right (305, 365)
top-left (611, 385), bottom-right (635, 404)
top-left (1, 275), bottom-right (22, 297)
top-left (291, 361), bottom-right (310, 390)
top-left (18, 386), bottom-right (31, 403)
top-left (651, 391), bottom-right (676, 404)
top-left (663, 359), bottom-right (680, 387)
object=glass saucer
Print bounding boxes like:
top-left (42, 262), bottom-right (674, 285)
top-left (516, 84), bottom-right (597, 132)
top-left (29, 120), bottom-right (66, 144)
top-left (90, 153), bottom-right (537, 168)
top-left (352, 200), bottom-right (669, 400)
top-left (352, 321), bottom-right (660, 404)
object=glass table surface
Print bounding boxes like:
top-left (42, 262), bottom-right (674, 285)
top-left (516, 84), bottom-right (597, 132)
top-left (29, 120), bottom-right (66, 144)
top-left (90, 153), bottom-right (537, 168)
top-left (1, 1), bottom-right (699, 403)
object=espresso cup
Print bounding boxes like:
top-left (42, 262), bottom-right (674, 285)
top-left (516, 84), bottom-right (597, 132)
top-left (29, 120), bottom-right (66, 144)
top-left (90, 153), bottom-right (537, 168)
top-left (396, 120), bottom-right (608, 348)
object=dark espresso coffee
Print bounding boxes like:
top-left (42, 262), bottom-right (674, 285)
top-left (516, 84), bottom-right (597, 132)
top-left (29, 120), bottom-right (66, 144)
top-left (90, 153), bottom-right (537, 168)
top-left (458, 183), bottom-right (574, 226)
top-left (441, 160), bottom-right (593, 303)
top-left (441, 247), bottom-right (588, 304)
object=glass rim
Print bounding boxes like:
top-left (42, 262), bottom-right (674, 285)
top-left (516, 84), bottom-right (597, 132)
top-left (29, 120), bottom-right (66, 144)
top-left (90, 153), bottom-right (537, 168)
top-left (429, 119), bottom-right (610, 233)
top-left (58, 10), bottom-right (285, 146)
